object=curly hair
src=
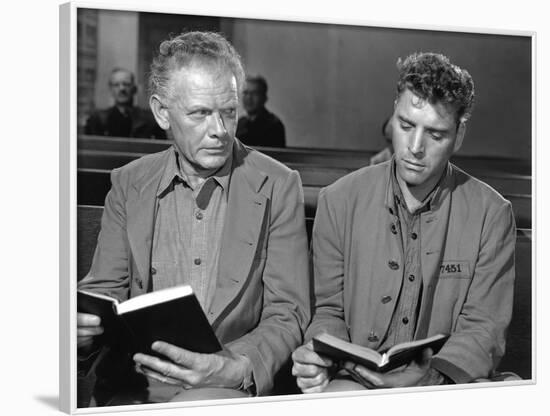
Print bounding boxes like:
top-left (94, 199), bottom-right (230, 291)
top-left (148, 31), bottom-right (245, 101)
top-left (396, 52), bottom-right (475, 123)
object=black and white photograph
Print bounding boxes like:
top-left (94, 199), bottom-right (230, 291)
top-left (63, 2), bottom-right (536, 412)
top-left (5, 0), bottom-right (546, 415)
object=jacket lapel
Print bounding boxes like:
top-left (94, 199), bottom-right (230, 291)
top-left (209, 143), bottom-right (268, 327)
top-left (126, 150), bottom-right (169, 291)
top-left (415, 165), bottom-right (454, 339)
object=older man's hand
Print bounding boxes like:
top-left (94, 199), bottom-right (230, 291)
top-left (77, 312), bottom-right (103, 350)
top-left (291, 341), bottom-right (335, 394)
top-left (133, 341), bottom-right (251, 390)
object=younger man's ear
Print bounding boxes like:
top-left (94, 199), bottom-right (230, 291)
top-left (149, 95), bottom-right (170, 131)
top-left (453, 122), bottom-right (466, 152)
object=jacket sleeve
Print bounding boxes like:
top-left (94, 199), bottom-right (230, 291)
top-left (431, 200), bottom-right (516, 383)
top-left (78, 167), bottom-right (131, 302)
top-left (304, 187), bottom-right (349, 342)
top-left (225, 170), bottom-right (311, 395)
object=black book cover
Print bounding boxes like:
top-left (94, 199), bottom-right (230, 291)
top-left (77, 286), bottom-right (222, 356)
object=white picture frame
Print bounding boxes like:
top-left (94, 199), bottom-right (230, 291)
top-left (54, 1), bottom-right (542, 415)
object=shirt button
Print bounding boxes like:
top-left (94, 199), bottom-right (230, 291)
top-left (411, 232), bottom-right (418, 240)
top-left (368, 332), bottom-right (379, 342)
top-left (136, 278), bottom-right (143, 289)
top-left (408, 274), bottom-right (415, 282)
top-left (390, 223), bottom-right (398, 234)
top-left (388, 260), bottom-right (399, 270)
top-left (402, 317), bottom-right (409, 324)
top-left (194, 258), bottom-right (202, 265)
top-left (381, 295), bottom-right (392, 304)
top-left (151, 267), bottom-right (157, 275)
top-left (195, 211), bottom-right (203, 220)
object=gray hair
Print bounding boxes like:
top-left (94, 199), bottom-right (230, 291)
top-left (148, 31), bottom-right (245, 101)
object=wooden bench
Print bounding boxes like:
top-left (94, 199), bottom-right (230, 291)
top-left (79, 135), bottom-right (531, 176)
top-left (78, 204), bottom-right (532, 380)
top-left (77, 167), bottom-right (532, 229)
top-left (78, 148), bottom-right (532, 197)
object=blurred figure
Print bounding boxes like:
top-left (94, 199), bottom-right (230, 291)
top-left (85, 68), bottom-right (166, 139)
top-left (369, 117), bottom-right (393, 165)
top-left (236, 75), bottom-right (286, 147)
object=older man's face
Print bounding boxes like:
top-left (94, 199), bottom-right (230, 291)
top-left (109, 70), bottom-right (136, 106)
top-left (165, 63), bottom-right (239, 176)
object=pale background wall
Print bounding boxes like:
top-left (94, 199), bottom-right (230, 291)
top-left (94, 9), bottom-right (139, 108)
top-left (89, 12), bottom-right (531, 160)
top-left (232, 19), bottom-right (531, 159)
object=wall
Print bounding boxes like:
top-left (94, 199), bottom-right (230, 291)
top-left (90, 12), bottom-right (532, 160)
top-left (94, 10), bottom-right (139, 109)
top-left (232, 19), bottom-right (532, 159)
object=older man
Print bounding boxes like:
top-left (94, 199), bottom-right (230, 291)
top-left (78, 31), bottom-right (309, 404)
top-left (85, 67), bottom-right (166, 139)
top-left (292, 52), bottom-right (516, 392)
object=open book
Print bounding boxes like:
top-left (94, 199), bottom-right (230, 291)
top-left (312, 333), bottom-right (449, 373)
top-left (77, 285), bottom-right (222, 356)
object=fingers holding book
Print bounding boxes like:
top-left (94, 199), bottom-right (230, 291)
top-left (77, 312), bottom-right (103, 349)
top-left (133, 341), bottom-right (251, 390)
top-left (292, 341), bottom-right (336, 393)
top-left (343, 347), bottom-right (434, 389)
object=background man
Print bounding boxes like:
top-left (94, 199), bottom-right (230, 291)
top-left (85, 67), bottom-right (166, 139)
top-left (369, 118), bottom-right (393, 165)
top-left (77, 31), bottom-right (309, 404)
top-left (236, 75), bottom-right (286, 147)
top-left (292, 52), bottom-right (516, 392)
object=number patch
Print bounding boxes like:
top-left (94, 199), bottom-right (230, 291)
top-left (439, 261), bottom-right (470, 279)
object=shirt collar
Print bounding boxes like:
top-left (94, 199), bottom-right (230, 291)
top-left (387, 157), bottom-right (449, 215)
top-left (157, 145), bottom-right (233, 197)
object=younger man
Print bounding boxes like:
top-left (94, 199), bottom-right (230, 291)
top-left (292, 52), bottom-right (516, 392)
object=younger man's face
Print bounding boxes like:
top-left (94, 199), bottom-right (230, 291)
top-left (390, 88), bottom-right (464, 195)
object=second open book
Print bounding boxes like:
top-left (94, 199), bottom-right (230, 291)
top-left (312, 332), bottom-right (449, 373)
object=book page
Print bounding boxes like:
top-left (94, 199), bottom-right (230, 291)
top-left (314, 333), bottom-right (383, 364)
top-left (116, 284), bottom-right (193, 314)
top-left (386, 333), bottom-right (448, 357)
top-left (77, 289), bottom-right (118, 305)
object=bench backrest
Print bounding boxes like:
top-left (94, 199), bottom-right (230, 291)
top-left (77, 167), bottom-right (532, 229)
top-left (79, 135), bottom-right (531, 175)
